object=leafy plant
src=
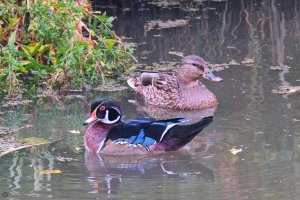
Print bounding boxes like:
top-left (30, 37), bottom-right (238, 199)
top-left (0, 0), bottom-right (134, 96)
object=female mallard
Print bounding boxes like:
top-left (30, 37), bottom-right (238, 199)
top-left (83, 98), bottom-right (213, 155)
top-left (127, 55), bottom-right (222, 109)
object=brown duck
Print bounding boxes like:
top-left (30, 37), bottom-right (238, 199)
top-left (127, 55), bottom-right (222, 109)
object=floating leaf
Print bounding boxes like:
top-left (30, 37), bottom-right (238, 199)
top-left (56, 156), bottom-right (77, 162)
top-left (74, 147), bottom-right (82, 151)
top-left (40, 169), bottom-right (62, 175)
top-left (271, 86), bottom-right (300, 95)
top-left (69, 130), bottom-right (80, 134)
top-left (241, 58), bottom-right (255, 66)
top-left (169, 51), bottom-right (184, 57)
top-left (229, 146), bottom-right (242, 155)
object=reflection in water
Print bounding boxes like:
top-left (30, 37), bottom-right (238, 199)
top-left (131, 100), bottom-right (216, 123)
top-left (3, 146), bottom-right (55, 198)
top-left (84, 150), bottom-right (215, 195)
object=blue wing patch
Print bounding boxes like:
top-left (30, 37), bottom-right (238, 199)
top-left (109, 117), bottom-right (189, 146)
top-left (130, 129), bottom-right (157, 146)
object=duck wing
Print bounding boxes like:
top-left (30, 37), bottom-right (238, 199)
top-left (140, 72), bottom-right (176, 89)
top-left (108, 117), bottom-right (189, 146)
top-left (156, 116), bottom-right (213, 151)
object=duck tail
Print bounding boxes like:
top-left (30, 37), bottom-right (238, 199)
top-left (155, 116), bottom-right (213, 151)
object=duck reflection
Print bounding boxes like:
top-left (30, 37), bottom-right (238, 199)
top-left (132, 100), bottom-right (217, 124)
top-left (84, 152), bottom-right (215, 194)
top-left (83, 132), bottom-right (223, 194)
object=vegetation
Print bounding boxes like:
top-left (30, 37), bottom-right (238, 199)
top-left (0, 0), bottom-right (134, 96)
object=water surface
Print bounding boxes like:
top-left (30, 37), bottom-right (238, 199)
top-left (1, 1), bottom-right (300, 199)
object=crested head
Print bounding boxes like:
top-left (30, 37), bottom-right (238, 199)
top-left (84, 98), bottom-right (122, 125)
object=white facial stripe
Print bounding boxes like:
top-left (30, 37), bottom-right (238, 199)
top-left (100, 109), bottom-right (121, 124)
top-left (93, 102), bottom-right (105, 114)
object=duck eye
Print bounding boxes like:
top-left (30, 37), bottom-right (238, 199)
top-left (99, 106), bottom-right (106, 111)
top-left (192, 63), bottom-right (198, 67)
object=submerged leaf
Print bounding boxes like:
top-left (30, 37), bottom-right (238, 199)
top-left (17, 137), bottom-right (50, 145)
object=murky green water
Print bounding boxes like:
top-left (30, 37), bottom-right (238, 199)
top-left (1, 0), bottom-right (300, 199)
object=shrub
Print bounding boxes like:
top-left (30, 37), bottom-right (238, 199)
top-left (0, 0), bottom-right (134, 96)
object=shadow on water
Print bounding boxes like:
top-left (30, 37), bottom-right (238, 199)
top-left (1, 0), bottom-right (300, 199)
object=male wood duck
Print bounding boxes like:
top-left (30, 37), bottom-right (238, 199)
top-left (127, 55), bottom-right (222, 109)
top-left (83, 98), bottom-right (213, 155)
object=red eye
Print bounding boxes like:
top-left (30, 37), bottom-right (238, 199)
top-left (99, 106), bottom-right (106, 111)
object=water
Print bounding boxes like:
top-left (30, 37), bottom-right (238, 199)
top-left (1, 0), bottom-right (300, 199)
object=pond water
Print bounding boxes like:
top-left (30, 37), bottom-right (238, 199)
top-left (1, 0), bottom-right (300, 199)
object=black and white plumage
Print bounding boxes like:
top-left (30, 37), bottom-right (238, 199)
top-left (83, 98), bottom-right (213, 154)
top-left (108, 117), bottom-right (189, 146)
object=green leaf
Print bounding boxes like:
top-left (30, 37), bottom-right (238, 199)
top-left (107, 16), bottom-right (114, 24)
top-left (16, 65), bottom-right (28, 73)
top-left (19, 60), bottom-right (32, 66)
top-left (8, 31), bottom-right (16, 49)
top-left (7, 17), bottom-right (19, 29)
top-left (38, 44), bottom-right (52, 55)
top-left (106, 39), bottom-right (117, 52)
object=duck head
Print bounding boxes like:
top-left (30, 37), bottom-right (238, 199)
top-left (178, 55), bottom-right (222, 84)
top-left (83, 98), bottom-right (122, 125)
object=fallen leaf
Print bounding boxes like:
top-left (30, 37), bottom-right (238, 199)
top-left (229, 146), bottom-right (242, 155)
top-left (69, 130), bottom-right (80, 134)
top-left (228, 60), bottom-right (240, 66)
top-left (241, 58), bottom-right (255, 66)
top-left (56, 156), bottom-right (77, 162)
top-left (75, 147), bottom-right (82, 151)
top-left (271, 86), bottom-right (300, 95)
top-left (270, 65), bottom-right (290, 71)
top-left (169, 51), bottom-right (184, 57)
top-left (40, 169), bottom-right (62, 175)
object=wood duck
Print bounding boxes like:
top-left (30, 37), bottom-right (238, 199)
top-left (83, 98), bottom-right (213, 155)
top-left (127, 55), bottom-right (222, 110)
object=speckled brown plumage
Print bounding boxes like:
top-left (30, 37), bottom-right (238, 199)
top-left (127, 55), bottom-right (222, 110)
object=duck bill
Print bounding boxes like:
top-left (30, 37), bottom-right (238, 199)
top-left (203, 69), bottom-right (222, 82)
top-left (83, 109), bottom-right (97, 125)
